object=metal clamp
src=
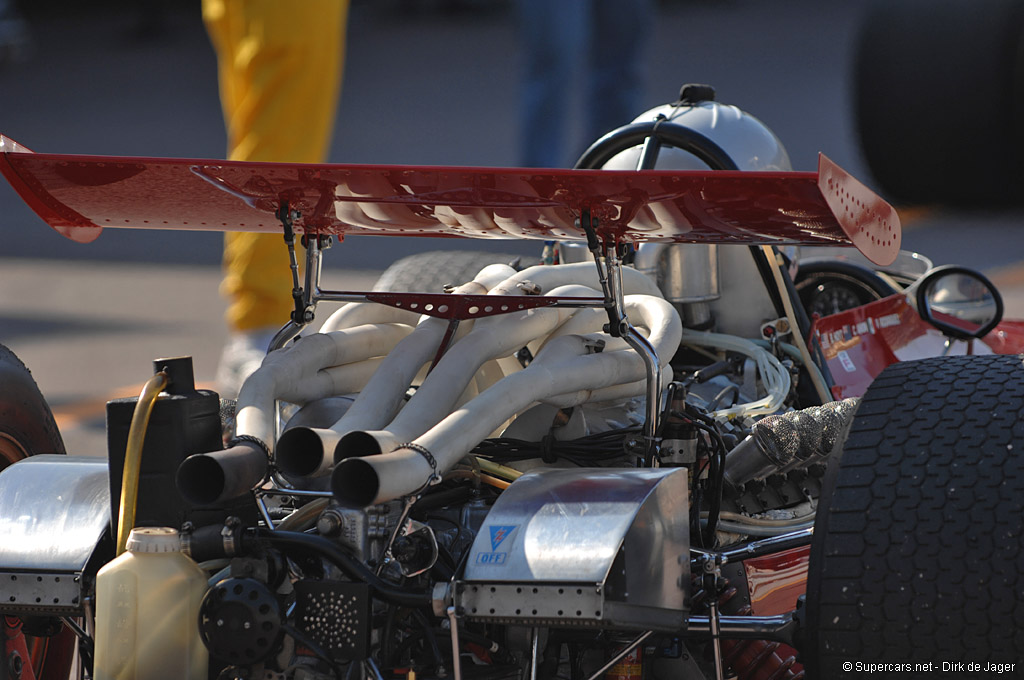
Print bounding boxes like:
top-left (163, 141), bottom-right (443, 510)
top-left (221, 516), bottom-right (242, 556)
top-left (400, 442), bottom-right (442, 484)
top-left (229, 434), bottom-right (270, 459)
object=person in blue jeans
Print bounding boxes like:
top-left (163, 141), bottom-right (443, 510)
top-left (514, 0), bottom-right (655, 169)
top-left (0, 0), bottom-right (30, 63)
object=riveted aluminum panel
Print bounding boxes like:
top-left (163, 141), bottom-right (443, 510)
top-left (460, 468), bottom-right (689, 630)
top-left (0, 455), bottom-right (110, 571)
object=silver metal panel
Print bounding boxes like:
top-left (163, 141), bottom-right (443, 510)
top-left (616, 469), bottom-right (690, 616)
top-left (461, 468), bottom-right (689, 630)
top-left (464, 468), bottom-right (687, 583)
top-left (456, 583), bottom-right (686, 631)
top-left (0, 455), bottom-right (110, 571)
top-left (2, 572), bottom-right (84, 615)
top-left (656, 244), bottom-right (720, 304)
top-left (458, 583), bottom-right (605, 626)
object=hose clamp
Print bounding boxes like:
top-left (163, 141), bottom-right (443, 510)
top-left (221, 516), bottom-right (241, 556)
top-left (180, 522), bottom-right (194, 558)
top-left (399, 442), bottom-right (442, 484)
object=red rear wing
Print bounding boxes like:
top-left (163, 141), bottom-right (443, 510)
top-left (0, 135), bottom-right (900, 265)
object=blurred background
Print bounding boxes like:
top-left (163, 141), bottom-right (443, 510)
top-left (2, 0), bottom-right (1024, 452)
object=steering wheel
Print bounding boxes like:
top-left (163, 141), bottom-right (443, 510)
top-left (574, 119), bottom-right (739, 171)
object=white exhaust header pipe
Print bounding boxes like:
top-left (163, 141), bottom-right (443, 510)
top-left (332, 294), bottom-right (682, 506)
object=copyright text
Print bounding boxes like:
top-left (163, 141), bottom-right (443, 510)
top-left (843, 662), bottom-right (1016, 674)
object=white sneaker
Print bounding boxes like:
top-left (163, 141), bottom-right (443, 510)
top-left (215, 327), bottom-right (279, 399)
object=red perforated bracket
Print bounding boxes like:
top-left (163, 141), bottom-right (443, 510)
top-left (362, 292), bottom-right (604, 320)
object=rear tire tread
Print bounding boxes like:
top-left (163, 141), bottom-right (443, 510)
top-left (806, 355), bottom-right (1024, 674)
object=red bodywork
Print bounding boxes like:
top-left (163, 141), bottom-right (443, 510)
top-left (744, 547), bottom-right (810, 616)
top-left (0, 136), bottom-right (899, 265)
top-left (811, 294), bottom-right (1024, 399)
top-left (3, 617), bottom-right (75, 680)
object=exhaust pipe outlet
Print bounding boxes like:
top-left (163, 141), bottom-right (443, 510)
top-left (335, 429), bottom-right (401, 462)
top-left (275, 427), bottom-right (345, 479)
top-left (176, 440), bottom-right (269, 506)
top-left (332, 447), bottom-right (421, 509)
top-left (722, 397), bottom-right (860, 487)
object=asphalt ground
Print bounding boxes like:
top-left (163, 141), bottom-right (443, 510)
top-left (3, 0), bottom-right (1024, 455)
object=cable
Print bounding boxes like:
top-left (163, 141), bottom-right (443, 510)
top-left (473, 456), bottom-right (523, 481)
top-left (675, 403), bottom-right (727, 546)
top-left (699, 419), bottom-right (727, 546)
top-left (678, 329), bottom-right (790, 418)
top-left (707, 384), bottom-right (739, 411)
top-left (247, 529), bottom-right (430, 609)
top-left (471, 426), bottom-right (641, 467)
top-left (752, 338), bottom-right (830, 398)
top-left (716, 510), bottom-right (816, 527)
top-left (760, 245), bottom-right (831, 404)
top-left (712, 519), bottom-right (815, 537)
top-left (412, 609), bottom-right (445, 670)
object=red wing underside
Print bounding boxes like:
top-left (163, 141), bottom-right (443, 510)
top-left (0, 136), bottom-right (900, 265)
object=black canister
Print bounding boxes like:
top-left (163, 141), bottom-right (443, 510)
top-left (107, 357), bottom-right (252, 536)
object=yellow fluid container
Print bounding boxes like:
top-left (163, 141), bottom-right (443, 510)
top-left (93, 527), bottom-right (209, 680)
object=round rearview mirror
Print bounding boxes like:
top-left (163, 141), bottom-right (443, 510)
top-left (915, 265), bottom-right (1003, 339)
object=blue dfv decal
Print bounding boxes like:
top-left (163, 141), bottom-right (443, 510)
top-left (475, 525), bottom-right (517, 566)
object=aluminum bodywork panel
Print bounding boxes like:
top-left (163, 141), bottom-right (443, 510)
top-left (0, 455), bottom-right (110, 571)
top-left (460, 467), bottom-right (689, 630)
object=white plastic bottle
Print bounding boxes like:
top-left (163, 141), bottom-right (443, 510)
top-left (93, 527), bottom-right (209, 680)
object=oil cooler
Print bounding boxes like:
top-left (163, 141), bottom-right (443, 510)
top-left (454, 468), bottom-right (689, 632)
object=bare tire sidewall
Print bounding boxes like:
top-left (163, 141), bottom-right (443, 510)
top-left (0, 343), bottom-right (65, 469)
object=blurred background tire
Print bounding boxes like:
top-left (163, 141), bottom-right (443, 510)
top-left (854, 0), bottom-right (1024, 206)
top-left (372, 250), bottom-right (524, 292)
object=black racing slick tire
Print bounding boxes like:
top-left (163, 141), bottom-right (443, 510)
top-left (804, 355), bottom-right (1024, 676)
top-left (372, 250), bottom-right (523, 293)
top-left (0, 342), bottom-right (65, 469)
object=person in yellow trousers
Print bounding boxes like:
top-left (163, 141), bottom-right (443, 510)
top-left (203, 0), bottom-right (349, 397)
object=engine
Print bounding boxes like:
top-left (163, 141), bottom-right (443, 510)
top-left (142, 252), bottom-right (848, 680)
top-left (0, 91), bottom-right (877, 680)
top-left (0, 249), bottom-right (862, 680)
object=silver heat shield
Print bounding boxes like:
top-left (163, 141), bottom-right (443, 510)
top-left (457, 468), bottom-right (689, 632)
top-left (0, 455), bottom-right (111, 615)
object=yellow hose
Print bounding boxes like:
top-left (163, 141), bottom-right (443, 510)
top-left (446, 469), bottom-right (512, 490)
top-left (473, 456), bottom-right (523, 481)
top-left (115, 372), bottom-right (168, 556)
top-left (476, 473), bottom-right (511, 490)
